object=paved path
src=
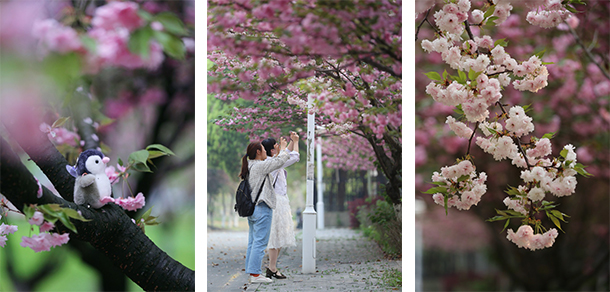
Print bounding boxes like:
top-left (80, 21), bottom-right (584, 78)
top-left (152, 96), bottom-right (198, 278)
top-left (207, 228), bottom-right (402, 291)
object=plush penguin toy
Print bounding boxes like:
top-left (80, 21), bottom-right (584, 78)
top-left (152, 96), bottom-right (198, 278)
top-left (67, 149), bottom-right (112, 209)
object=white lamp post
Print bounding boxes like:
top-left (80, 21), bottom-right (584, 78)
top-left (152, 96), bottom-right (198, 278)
top-left (302, 95), bottom-right (317, 274)
top-left (316, 138), bottom-right (324, 229)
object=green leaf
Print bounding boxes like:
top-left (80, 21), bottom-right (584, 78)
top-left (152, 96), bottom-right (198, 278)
top-left (547, 212), bottom-right (563, 232)
top-left (129, 149), bottom-right (150, 164)
top-left (442, 70), bottom-right (448, 80)
top-left (574, 163), bottom-right (593, 177)
top-left (118, 157), bottom-right (124, 167)
top-left (52, 117), bottom-right (70, 128)
top-left (444, 195), bottom-right (449, 216)
top-left (424, 71), bottom-right (442, 81)
top-left (153, 12), bottom-right (188, 36)
top-left (132, 162), bottom-right (152, 173)
top-left (559, 148), bottom-right (568, 159)
top-left (541, 132), bottom-right (556, 139)
top-left (468, 68), bottom-right (482, 81)
top-left (423, 186), bottom-right (447, 195)
top-left (494, 38), bottom-right (508, 47)
top-left (457, 175), bottom-right (470, 183)
top-left (458, 70), bottom-right (467, 84)
top-left (486, 215), bottom-right (506, 222)
top-left (453, 104), bottom-right (464, 115)
top-left (534, 49), bottom-right (546, 59)
top-left (502, 218), bottom-right (510, 232)
top-left (153, 30), bottom-right (186, 60)
top-left (24, 205), bottom-right (35, 219)
top-left (137, 10), bottom-right (154, 22)
top-left (146, 144), bottom-right (175, 156)
top-left (62, 208), bottom-right (91, 222)
top-left (141, 207), bottom-right (153, 219)
top-left (147, 150), bottom-right (167, 160)
top-left (564, 5), bottom-right (579, 13)
top-left (550, 210), bottom-right (568, 222)
top-left (486, 16), bottom-right (499, 25)
top-left (57, 212), bottom-right (78, 233)
top-left (128, 26), bottom-right (154, 58)
top-left (484, 5), bottom-right (496, 18)
top-left (129, 149), bottom-right (152, 173)
top-left (541, 61), bottom-right (554, 65)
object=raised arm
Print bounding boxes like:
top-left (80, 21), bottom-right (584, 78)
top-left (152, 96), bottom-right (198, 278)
top-left (282, 132), bottom-right (300, 168)
top-left (253, 137), bottom-right (289, 175)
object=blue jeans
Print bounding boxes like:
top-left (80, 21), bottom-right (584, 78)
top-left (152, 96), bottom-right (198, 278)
top-left (245, 202), bottom-right (273, 275)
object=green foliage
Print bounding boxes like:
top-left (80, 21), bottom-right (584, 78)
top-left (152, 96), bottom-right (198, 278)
top-left (128, 27), bottom-right (154, 58)
top-left (24, 204), bottom-right (90, 234)
top-left (128, 10), bottom-right (187, 60)
top-left (424, 71), bottom-right (441, 81)
top-left (207, 93), bottom-right (249, 180)
top-left (126, 144), bottom-right (175, 173)
top-left (356, 198), bottom-right (401, 258)
top-left (135, 207), bottom-right (160, 234)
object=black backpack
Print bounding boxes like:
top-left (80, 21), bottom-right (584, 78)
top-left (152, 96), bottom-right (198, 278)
top-left (234, 175), bottom-right (266, 217)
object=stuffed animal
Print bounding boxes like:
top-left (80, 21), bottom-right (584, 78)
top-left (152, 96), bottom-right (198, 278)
top-left (67, 149), bottom-right (112, 208)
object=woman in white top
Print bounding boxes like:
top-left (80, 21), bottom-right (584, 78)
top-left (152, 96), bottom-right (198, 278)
top-left (261, 132), bottom-right (300, 279)
top-left (240, 138), bottom-right (289, 284)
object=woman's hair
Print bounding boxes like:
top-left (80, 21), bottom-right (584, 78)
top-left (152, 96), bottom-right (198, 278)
top-left (239, 142), bottom-right (262, 179)
top-left (261, 138), bottom-right (276, 157)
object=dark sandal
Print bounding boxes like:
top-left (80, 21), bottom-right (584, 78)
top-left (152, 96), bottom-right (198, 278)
top-left (266, 268), bottom-right (287, 279)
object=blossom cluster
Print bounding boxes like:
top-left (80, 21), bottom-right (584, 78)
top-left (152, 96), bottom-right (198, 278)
top-left (419, 0), bottom-right (592, 251)
top-left (507, 225), bottom-right (558, 251)
top-left (0, 214), bottom-right (19, 247)
top-left (105, 164), bottom-right (129, 185)
top-left (100, 192), bottom-right (146, 211)
top-left (433, 0), bottom-right (470, 35)
top-left (431, 160), bottom-right (488, 211)
top-left (475, 106), bottom-right (534, 162)
top-left (39, 123), bottom-right (81, 147)
top-left (526, 0), bottom-right (573, 28)
top-left (32, 1), bottom-right (164, 73)
top-left (521, 144), bottom-right (580, 197)
top-left (20, 211), bottom-right (69, 252)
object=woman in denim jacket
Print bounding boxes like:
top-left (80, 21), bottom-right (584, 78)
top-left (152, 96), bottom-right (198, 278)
top-left (239, 138), bottom-right (289, 284)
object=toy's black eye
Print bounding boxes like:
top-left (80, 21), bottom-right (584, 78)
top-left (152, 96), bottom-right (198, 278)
top-left (95, 160), bottom-right (99, 164)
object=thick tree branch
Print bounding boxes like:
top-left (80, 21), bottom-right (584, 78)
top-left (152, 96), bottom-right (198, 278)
top-left (0, 121), bottom-right (76, 201)
top-left (0, 136), bottom-right (195, 291)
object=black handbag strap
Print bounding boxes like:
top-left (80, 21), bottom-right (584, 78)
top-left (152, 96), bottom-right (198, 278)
top-left (253, 175), bottom-right (267, 203)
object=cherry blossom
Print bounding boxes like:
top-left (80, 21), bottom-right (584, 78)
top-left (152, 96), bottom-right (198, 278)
top-left (102, 193), bottom-right (146, 211)
top-left (507, 225), bottom-right (558, 251)
top-left (20, 232), bottom-right (70, 253)
top-left (28, 211), bottom-right (44, 226)
top-left (418, 0), bottom-right (595, 250)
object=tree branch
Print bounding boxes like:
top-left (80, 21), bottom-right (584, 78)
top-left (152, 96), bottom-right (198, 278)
top-left (415, 8), bottom-right (436, 41)
top-left (567, 21), bottom-right (610, 81)
top-left (0, 136), bottom-right (195, 291)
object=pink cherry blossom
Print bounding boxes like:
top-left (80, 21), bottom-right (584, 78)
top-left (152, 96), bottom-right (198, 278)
top-left (21, 234), bottom-right (52, 252)
top-left (0, 223), bottom-right (18, 235)
top-left (28, 211), bottom-right (44, 226)
top-left (91, 1), bottom-right (144, 32)
top-left (115, 193), bottom-right (146, 211)
top-left (39, 222), bottom-right (55, 233)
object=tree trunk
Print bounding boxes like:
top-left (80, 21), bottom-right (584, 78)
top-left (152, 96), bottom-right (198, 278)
top-left (0, 136), bottom-right (195, 291)
top-left (337, 169), bottom-right (347, 211)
